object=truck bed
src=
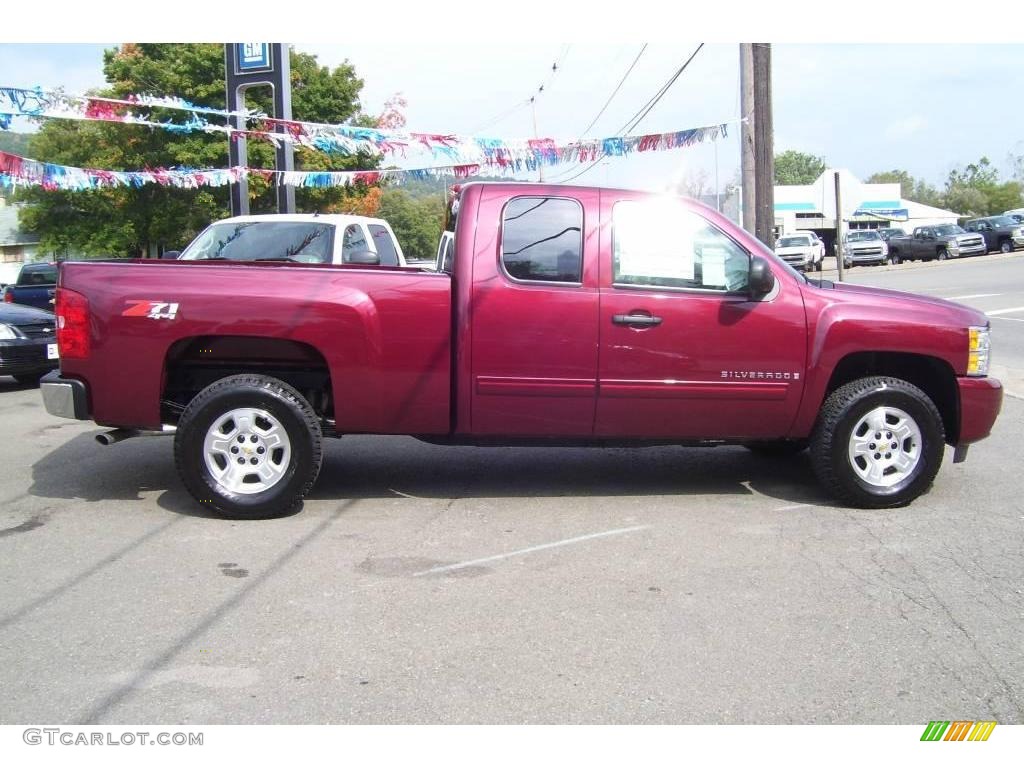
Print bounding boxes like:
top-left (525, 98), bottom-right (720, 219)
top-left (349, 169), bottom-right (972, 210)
top-left (57, 259), bottom-right (453, 433)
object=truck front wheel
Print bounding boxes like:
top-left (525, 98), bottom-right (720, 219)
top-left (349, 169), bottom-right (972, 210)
top-left (174, 374), bottom-right (323, 519)
top-left (810, 377), bottom-right (944, 508)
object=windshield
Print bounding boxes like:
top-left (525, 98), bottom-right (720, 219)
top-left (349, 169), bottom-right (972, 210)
top-left (988, 216), bottom-right (1017, 227)
top-left (933, 225), bottom-right (965, 236)
top-left (777, 236), bottom-right (810, 248)
top-left (180, 222), bottom-right (335, 263)
top-left (846, 231), bottom-right (881, 242)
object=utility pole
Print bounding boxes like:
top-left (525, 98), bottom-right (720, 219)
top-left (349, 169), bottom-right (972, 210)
top-left (834, 171), bottom-right (845, 281)
top-left (752, 43), bottom-right (775, 247)
top-left (740, 43), bottom-right (775, 246)
top-left (739, 44), bottom-right (755, 235)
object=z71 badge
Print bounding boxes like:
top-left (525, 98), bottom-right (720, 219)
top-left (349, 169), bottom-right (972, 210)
top-left (122, 300), bottom-right (180, 320)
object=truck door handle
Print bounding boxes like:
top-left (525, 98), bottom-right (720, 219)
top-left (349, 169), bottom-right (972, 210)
top-left (612, 313), bottom-right (662, 327)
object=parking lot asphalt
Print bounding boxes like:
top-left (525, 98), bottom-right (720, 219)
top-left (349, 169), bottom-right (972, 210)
top-left (1, 254), bottom-right (1023, 725)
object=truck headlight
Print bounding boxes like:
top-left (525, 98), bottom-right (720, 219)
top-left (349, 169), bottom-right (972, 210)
top-left (967, 326), bottom-right (991, 377)
top-left (948, 241), bottom-right (960, 250)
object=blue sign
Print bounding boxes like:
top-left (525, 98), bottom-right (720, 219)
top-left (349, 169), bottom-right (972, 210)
top-left (853, 208), bottom-right (909, 219)
top-left (236, 43), bottom-right (272, 73)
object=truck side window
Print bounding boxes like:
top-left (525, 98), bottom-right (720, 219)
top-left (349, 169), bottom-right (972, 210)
top-left (342, 224), bottom-right (369, 263)
top-left (368, 225), bottom-right (399, 266)
top-left (501, 197), bottom-right (583, 283)
top-left (612, 201), bottom-right (750, 293)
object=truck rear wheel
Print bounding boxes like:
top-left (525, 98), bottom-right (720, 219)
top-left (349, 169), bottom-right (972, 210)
top-left (810, 377), bottom-right (944, 508)
top-left (174, 374), bottom-right (323, 519)
top-left (1000, 240), bottom-right (1013, 254)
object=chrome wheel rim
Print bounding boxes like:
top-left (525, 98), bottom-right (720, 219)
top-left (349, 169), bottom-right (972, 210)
top-left (847, 406), bottom-right (922, 489)
top-left (202, 408), bottom-right (291, 495)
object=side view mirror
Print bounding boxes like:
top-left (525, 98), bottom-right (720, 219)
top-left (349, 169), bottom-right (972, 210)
top-left (160, 250), bottom-right (181, 260)
top-left (345, 249), bottom-right (380, 266)
top-left (749, 255), bottom-right (776, 297)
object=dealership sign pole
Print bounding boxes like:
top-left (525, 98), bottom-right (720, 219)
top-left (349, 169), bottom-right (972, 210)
top-left (224, 43), bottom-right (295, 215)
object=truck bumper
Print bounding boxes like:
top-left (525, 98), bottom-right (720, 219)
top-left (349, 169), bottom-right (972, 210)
top-left (40, 370), bottom-right (91, 420)
top-left (957, 375), bottom-right (1003, 445)
top-left (952, 245), bottom-right (986, 258)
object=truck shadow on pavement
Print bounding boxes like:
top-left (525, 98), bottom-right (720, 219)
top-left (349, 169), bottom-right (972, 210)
top-left (29, 432), bottom-right (831, 517)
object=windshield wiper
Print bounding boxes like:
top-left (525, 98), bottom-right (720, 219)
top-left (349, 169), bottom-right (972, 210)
top-left (251, 256), bottom-right (301, 262)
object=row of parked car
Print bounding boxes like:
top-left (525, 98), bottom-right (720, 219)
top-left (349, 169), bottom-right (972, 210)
top-left (774, 211), bottom-right (1024, 271)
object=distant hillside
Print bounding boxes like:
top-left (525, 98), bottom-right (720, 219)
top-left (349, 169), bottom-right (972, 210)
top-left (0, 131), bottom-right (33, 157)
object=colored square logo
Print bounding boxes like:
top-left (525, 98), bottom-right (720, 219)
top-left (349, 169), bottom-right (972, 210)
top-left (236, 43), bottom-right (272, 73)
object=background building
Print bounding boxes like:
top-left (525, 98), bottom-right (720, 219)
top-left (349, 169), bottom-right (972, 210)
top-left (773, 168), bottom-right (960, 253)
top-left (0, 198), bottom-right (41, 286)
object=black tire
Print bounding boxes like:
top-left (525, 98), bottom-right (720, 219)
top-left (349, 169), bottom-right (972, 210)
top-left (174, 374), bottom-right (323, 519)
top-left (13, 372), bottom-right (45, 386)
top-left (744, 440), bottom-right (808, 457)
top-left (937, 249), bottom-right (949, 261)
top-left (1000, 240), bottom-right (1013, 254)
top-left (888, 252), bottom-right (900, 265)
top-left (810, 377), bottom-right (944, 508)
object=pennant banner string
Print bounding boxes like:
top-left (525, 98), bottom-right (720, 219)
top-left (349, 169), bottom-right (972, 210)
top-left (0, 85), bottom-right (736, 166)
top-left (0, 118), bottom-right (725, 192)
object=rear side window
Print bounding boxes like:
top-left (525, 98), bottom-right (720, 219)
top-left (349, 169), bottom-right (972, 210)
top-left (20, 265), bottom-right (57, 285)
top-left (180, 222), bottom-right (333, 263)
top-left (501, 197), bottom-right (583, 283)
top-left (368, 224), bottom-right (399, 266)
top-left (341, 224), bottom-right (369, 262)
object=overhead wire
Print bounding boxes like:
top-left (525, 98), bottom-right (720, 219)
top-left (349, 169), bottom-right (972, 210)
top-left (577, 44), bottom-right (648, 139)
top-left (468, 45), bottom-right (571, 135)
top-left (547, 43), bottom-right (705, 185)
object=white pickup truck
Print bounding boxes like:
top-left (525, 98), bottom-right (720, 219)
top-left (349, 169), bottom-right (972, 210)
top-left (174, 214), bottom-right (407, 266)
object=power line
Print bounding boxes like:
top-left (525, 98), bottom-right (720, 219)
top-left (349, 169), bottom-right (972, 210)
top-left (619, 43), bottom-right (704, 135)
top-left (548, 43), bottom-right (705, 185)
top-left (577, 44), bottom-right (648, 138)
top-left (468, 45), bottom-right (571, 135)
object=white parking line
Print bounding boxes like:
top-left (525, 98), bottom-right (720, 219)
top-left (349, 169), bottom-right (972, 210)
top-left (773, 503), bottom-right (814, 512)
top-left (413, 525), bottom-right (651, 576)
top-left (946, 293), bottom-right (1000, 300)
top-left (990, 316), bottom-right (1024, 323)
top-left (987, 306), bottom-right (1024, 316)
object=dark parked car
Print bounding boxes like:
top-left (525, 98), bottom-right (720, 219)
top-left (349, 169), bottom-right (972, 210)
top-left (2, 262), bottom-right (58, 310)
top-left (963, 216), bottom-right (1024, 254)
top-left (886, 225), bottom-right (986, 263)
top-left (0, 302), bottom-right (59, 385)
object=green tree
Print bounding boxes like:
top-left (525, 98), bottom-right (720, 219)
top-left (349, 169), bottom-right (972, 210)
top-left (866, 169), bottom-right (943, 208)
top-left (377, 187), bottom-right (445, 261)
top-left (0, 131), bottom-right (33, 156)
top-left (774, 150), bottom-right (826, 185)
top-left (943, 185), bottom-right (989, 218)
top-left (17, 44), bottom-right (374, 257)
top-left (943, 156), bottom-right (1022, 215)
top-left (986, 181), bottom-right (1023, 214)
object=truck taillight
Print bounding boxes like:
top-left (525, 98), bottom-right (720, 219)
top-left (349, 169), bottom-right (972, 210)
top-left (56, 287), bottom-right (90, 359)
top-left (2, 289), bottom-right (11, 303)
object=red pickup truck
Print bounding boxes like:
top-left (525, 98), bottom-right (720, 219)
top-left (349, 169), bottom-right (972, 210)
top-left (40, 182), bottom-right (1002, 517)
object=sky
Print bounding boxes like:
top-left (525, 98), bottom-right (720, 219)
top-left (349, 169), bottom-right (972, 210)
top-left (1, 40), bottom-right (1022, 195)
